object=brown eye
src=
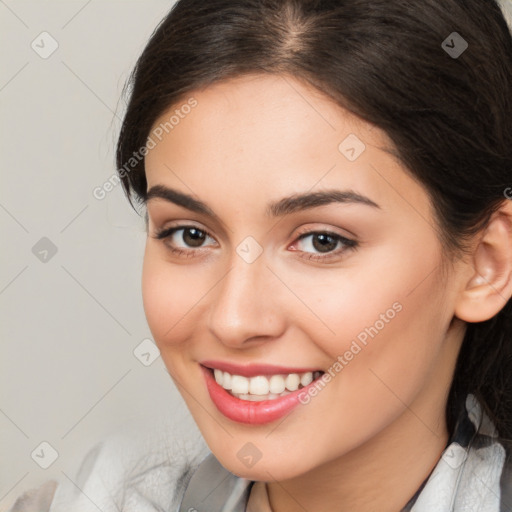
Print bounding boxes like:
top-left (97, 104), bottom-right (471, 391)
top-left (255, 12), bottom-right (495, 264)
top-left (291, 230), bottom-right (358, 261)
top-left (311, 233), bottom-right (338, 253)
top-left (296, 232), bottom-right (346, 254)
top-left (182, 227), bottom-right (206, 247)
top-left (153, 225), bottom-right (217, 253)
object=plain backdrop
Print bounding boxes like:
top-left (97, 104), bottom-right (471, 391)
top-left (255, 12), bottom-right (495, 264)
top-left (0, 2), bottom-right (206, 510)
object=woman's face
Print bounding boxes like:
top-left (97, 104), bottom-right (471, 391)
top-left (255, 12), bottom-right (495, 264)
top-left (142, 73), bottom-right (465, 480)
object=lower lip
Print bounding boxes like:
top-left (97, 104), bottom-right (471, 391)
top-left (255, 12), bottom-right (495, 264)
top-left (201, 365), bottom-right (320, 425)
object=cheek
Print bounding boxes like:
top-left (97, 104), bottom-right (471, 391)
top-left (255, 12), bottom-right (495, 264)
top-left (295, 242), bottom-right (450, 389)
top-left (141, 246), bottom-right (204, 347)
top-left (281, 252), bottom-right (452, 455)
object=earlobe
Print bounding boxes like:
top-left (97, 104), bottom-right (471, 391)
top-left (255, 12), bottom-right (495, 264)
top-left (455, 200), bottom-right (512, 323)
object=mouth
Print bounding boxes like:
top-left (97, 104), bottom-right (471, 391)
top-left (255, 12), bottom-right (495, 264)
top-left (204, 366), bottom-right (325, 401)
top-left (200, 363), bottom-right (326, 424)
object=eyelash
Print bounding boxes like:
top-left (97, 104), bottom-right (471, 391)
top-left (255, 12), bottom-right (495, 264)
top-left (152, 225), bottom-right (358, 262)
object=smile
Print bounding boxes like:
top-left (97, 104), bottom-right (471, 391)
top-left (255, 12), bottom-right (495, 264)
top-left (200, 363), bottom-right (326, 424)
top-left (213, 369), bottom-right (324, 401)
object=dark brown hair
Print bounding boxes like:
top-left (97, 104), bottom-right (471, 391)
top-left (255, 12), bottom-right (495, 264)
top-left (116, 0), bottom-right (512, 438)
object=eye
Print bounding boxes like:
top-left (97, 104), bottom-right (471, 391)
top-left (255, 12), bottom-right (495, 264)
top-left (290, 231), bottom-right (357, 260)
top-left (153, 225), bottom-right (217, 254)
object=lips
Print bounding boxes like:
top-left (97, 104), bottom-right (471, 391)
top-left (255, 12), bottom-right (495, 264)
top-left (200, 363), bottom-right (326, 425)
top-left (200, 360), bottom-right (323, 377)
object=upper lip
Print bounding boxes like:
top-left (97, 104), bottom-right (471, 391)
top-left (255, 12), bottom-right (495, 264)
top-left (200, 360), bottom-right (324, 377)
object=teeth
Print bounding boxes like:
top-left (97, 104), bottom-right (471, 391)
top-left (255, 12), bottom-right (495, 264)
top-left (214, 369), bottom-right (223, 385)
top-left (231, 375), bottom-right (249, 394)
top-left (234, 391), bottom-right (291, 401)
top-left (269, 375), bottom-right (285, 394)
top-left (300, 372), bottom-right (313, 386)
top-left (249, 376), bottom-right (269, 395)
top-left (223, 372), bottom-right (232, 390)
top-left (285, 373), bottom-right (300, 391)
top-left (212, 369), bottom-right (323, 400)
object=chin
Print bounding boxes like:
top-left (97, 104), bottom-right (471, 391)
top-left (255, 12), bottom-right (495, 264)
top-left (214, 449), bottom-right (315, 482)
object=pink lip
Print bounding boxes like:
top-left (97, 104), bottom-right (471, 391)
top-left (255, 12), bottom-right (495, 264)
top-left (200, 359), bottom-right (322, 377)
top-left (200, 365), bottom-right (323, 425)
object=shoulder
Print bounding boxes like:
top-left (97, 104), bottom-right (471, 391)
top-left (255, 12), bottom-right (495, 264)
top-left (8, 418), bottom-right (210, 512)
top-left (410, 394), bottom-right (511, 512)
top-left (452, 395), bottom-right (512, 510)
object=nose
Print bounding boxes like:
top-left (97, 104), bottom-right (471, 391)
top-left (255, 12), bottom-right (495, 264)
top-left (206, 252), bottom-right (287, 348)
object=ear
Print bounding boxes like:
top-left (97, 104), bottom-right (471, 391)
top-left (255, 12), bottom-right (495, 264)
top-left (455, 199), bottom-right (512, 323)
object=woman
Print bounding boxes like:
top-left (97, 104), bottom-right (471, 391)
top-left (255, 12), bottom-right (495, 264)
top-left (9, 0), bottom-right (512, 510)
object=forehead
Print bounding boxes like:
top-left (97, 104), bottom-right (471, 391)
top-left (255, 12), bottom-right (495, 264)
top-left (147, 72), bottom-right (381, 166)
top-left (144, 73), bottom-right (431, 222)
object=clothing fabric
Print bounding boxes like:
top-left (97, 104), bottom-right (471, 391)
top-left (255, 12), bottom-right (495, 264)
top-left (246, 481), bottom-right (272, 512)
top-left (7, 393), bottom-right (512, 512)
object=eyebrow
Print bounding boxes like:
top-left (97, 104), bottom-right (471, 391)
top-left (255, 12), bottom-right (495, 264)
top-left (145, 184), bottom-right (380, 218)
top-left (268, 189), bottom-right (380, 216)
top-left (146, 185), bottom-right (219, 219)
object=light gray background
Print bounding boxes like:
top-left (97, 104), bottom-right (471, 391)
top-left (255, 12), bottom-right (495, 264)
top-left (0, 2), bottom-right (205, 510)
top-left (2, 1), bottom-right (512, 511)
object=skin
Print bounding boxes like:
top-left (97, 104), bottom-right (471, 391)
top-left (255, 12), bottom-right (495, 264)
top-left (141, 73), bottom-right (512, 512)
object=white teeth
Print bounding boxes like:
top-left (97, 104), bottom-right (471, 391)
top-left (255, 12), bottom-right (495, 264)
top-left (231, 375), bottom-right (249, 394)
top-left (234, 391), bottom-right (291, 401)
top-left (223, 372), bottom-right (232, 390)
top-left (269, 374), bottom-right (286, 394)
top-left (300, 372), bottom-right (313, 386)
top-left (211, 369), bottom-right (323, 400)
top-left (237, 393), bottom-right (275, 401)
top-left (285, 373), bottom-right (300, 391)
top-left (249, 376), bottom-right (270, 395)
top-left (214, 369), bottom-right (223, 385)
